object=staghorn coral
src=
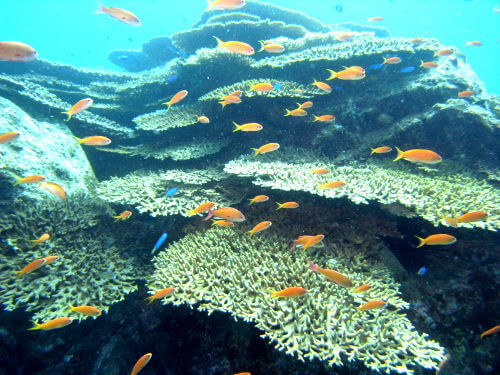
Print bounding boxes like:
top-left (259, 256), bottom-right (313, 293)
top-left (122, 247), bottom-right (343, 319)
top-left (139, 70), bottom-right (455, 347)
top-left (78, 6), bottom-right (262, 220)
top-left (148, 227), bottom-right (445, 373)
top-left (0, 194), bottom-right (145, 322)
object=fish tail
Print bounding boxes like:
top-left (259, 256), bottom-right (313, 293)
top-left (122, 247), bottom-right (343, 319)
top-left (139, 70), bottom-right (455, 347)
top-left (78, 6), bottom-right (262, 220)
top-left (382, 57), bottom-right (387, 64)
top-left (113, 216), bottom-right (121, 222)
top-left (203, 209), bottom-right (214, 221)
top-left (213, 36), bottom-right (224, 48)
top-left (393, 147), bottom-right (404, 162)
top-left (258, 41), bottom-right (265, 52)
top-left (13, 178), bottom-right (22, 186)
top-left (248, 199), bottom-right (254, 205)
top-left (308, 261), bottom-right (318, 271)
top-left (326, 69), bottom-right (336, 80)
top-left (415, 236), bottom-right (425, 248)
top-left (186, 209), bottom-right (196, 216)
top-left (312, 78), bottom-right (318, 85)
top-left (219, 101), bottom-right (227, 109)
top-left (205, 0), bottom-right (214, 10)
top-left (232, 121), bottom-right (241, 132)
top-left (246, 230), bottom-right (254, 237)
top-left (268, 290), bottom-right (278, 298)
top-left (29, 240), bottom-right (38, 248)
top-left (210, 219), bottom-right (218, 226)
top-left (284, 109), bottom-right (291, 117)
top-left (442, 217), bottom-right (458, 227)
top-left (61, 111), bottom-right (72, 121)
top-left (165, 102), bottom-right (172, 111)
top-left (27, 320), bottom-right (41, 330)
top-left (312, 115), bottom-right (319, 122)
top-left (370, 147), bottom-right (376, 155)
top-left (295, 102), bottom-right (302, 109)
top-left (66, 305), bottom-right (76, 312)
top-left (251, 148), bottom-right (260, 156)
top-left (275, 202), bottom-right (283, 210)
top-left (15, 270), bottom-right (23, 278)
top-left (94, 1), bottom-right (105, 14)
top-left (73, 137), bottom-right (82, 146)
top-left (145, 295), bottom-right (156, 305)
top-left (419, 60), bottom-right (424, 67)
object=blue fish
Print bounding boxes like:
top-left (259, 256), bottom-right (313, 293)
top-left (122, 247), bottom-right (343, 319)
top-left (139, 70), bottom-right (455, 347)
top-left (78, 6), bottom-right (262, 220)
top-left (272, 83), bottom-right (282, 90)
top-left (369, 63), bottom-right (383, 70)
top-left (151, 233), bottom-right (168, 254)
top-left (417, 267), bottom-right (427, 276)
top-left (400, 66), bottom-right (415, 73)
top-left (167, 75), bottom-right (178, 83)
top-left (165, 187), bottom-right (178, 197)
top-left (334, 4), bottom-right (343, 13)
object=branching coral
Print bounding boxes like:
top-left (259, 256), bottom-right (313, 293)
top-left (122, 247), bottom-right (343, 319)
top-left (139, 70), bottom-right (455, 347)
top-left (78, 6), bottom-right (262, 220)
top-left (132, 104), bottom-right (205, 132)
top-left (148, 227), bottom-right (444, 373)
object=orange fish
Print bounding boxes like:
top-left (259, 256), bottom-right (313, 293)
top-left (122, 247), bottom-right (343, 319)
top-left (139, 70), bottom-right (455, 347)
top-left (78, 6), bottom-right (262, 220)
top-left (313, 115), bottom-right (335, 122)
top-left (318, 181), bottom-right (345, 189)
top-left (113, 210), bottom-right (132, 222)
top-left (230, 90), bottom-right (242, 97)
top-left (312, 79), bottom-right (332, 93)
top-left (335, 32), bottom-right (355, 42)
top-left (275, 201), bottom-right (299, 210)
top-left (296, 101), bottom-right (313, 109)
top-left (249, 82), bottom-right (274, 92)
top-left (248, 195), bottom-right (269, 205)
top-left (291, 235), bottom-right (324, 250)
top-left (309, 262), bottom-right (353, 287)
top-left (206, 0), bottom-right (246, 10)
top-left (211, 219), bottom-right (235, 227)
top-left (0, 131), bottom-right (20, 144)
top-left (480, 324), bottom-right (500, 339)
top-left (13, 175), bottom-right (47, 186)
top-left (311, 168), bottom-right (328, 175)
top-left (252, 143), bottom-right (280, 155)
top-left (197, 116), bottom-right (210, 124)
top-left (420, 61), bottom-right (438, 69)
top-left (219, 95), bottom-right (242, 109)
top-left (146, 287), bottom-right (175, 304)
top-left (130, 353), bottom-right (152, 375)
top-left (367, 16), bottom-right (384, 22)
top-left (393, 147), bottom-right (442, 164)
top-left (457, 90), bottom-right (474, 98)
top-left (233, 122), bottom-right (263, 132)
top-left (326, 68), bottom-right (365, 80)
top-left (68, 305), bottom-right (102, 317)
top-left (28, 317), bottom-right (73, 331)
top-left (465, 41), bottom-right (482, 47)
top-left (15, 258), bottom-right (46, 278)
top-left (29, 233), bottom-right (50, 248)
top-left (370, 146), bottom-right (392, 155)
top-left (284, 108), bottom-right (307, 117)
top-left (443, 211), bottom-right (487, 227)
top-left (357, 300), bottom-right (386, 310)
top-left (434, 49), bottom-right (453, 57)
top-left (382, 57), bottom-right (401, 64)
top-left (233, 373), bottom-right (251, 375)
top-left (258, 41), bottom-right (285, 53)
top-left (269, 287), bottom-right (307, 298)
top-left (354, 284), bottom-right (371, 292)
top-left (163, 90), bottom-right (188, 111)
top-left (411, 38), bottom-right (423, 45)
top-left (302, 234), bottom-right (325, 251)
top-left (74, 136), bottom-right (111, 146)
top-left (247, 221), bottom-right (272, 237)
top-left (207, 207), bottom-right (246, 222)
top-left (415, 234), bottom-right (456, 248)
top-left (62, 98), bottom-right (93, 121)
top-left (0, 41), bottom-right (37, 62)
top-left (38, 182), bottom-right (66, 201)
top-left (187, 201), bottom-right (215, 216)
top-left (213, 37), bottom-right (254, 55)
top-left (41, 255), bottom-right (60, 265)
top-left (95, 3), bottom-right (141, 26)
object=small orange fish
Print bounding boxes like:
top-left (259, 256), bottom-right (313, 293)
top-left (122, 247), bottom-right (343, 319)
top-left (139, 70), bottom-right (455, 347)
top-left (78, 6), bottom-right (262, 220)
top-left (219, 95), bottom-right (242, 109)
top-left (249, 82), bottom-right (274, 92)
top-left (38, 181), bottom-right (66, 201)
top-left (335, 32), bottom-right (355, 42)
top-left (247, 221), bottom-right (272, 237)
top-left (311, 168), bottom-right (328, 175)
top-left (0, 131), bottom-right (20, 144)
top-left (290, 235), bottom-right (323, 249)
top-left (357, 300), bottom-right (386, 310)
top-left (354, 284), bottom-right (371, 292)
top-left (309, 262), bottom-right (353, 287)
top-left (62, 98), bottom-right (93, 121)
top-left (233, 372), bottom-right (251, 375)
top-left (29, 233), bottom-right (50, 248)
top-left (206, 0), bottom-right (246, 10)
top-left (420, 61), bottom-right (438, 69)
top-left (13, 175), bottom-right (47, 186)
top-left (252, 143), bottom-right (280, 155)
top-left (434, 49), bottom-right (453, 57)
top-left (457, 90), bottom-right (474, 98)
top-left (367, 16), bottom-right (384, 22)
top-left (393, 147), bottom-right (442, 164)
top-left (313, 115), bottom-right (335, 122)
top-left (443, 211), bottom-right (487, 227)
top-left (312, 79), bottom-right (332, 93)
top-left (130, 353), bottom-right (152, 375)
top-left (233, 121), bottom-right (263, 132)
top-left (480, 324), bottom-right (500, 339)
top-left (28, 317), bottom-right (73, 331)
top-left (326, 68), bottom-right (365, 80)
top-left (213, 37), bottom-right (254, 55)
top-left (248, 195), bottom-right (269, 205)
top-left (370, 146), bottom-right (392, 155)
top-left (163, 90), bottom-right (188, 111)
top-left (197, 116), bottom-right (210, 124)
top-left (187, 202), bottom-right (215, 216)
top-left (436, 353), bottom-right (451, 375)
top-left (208, 207), bottom-right (246, 222)
top-left (318, 181), bottom-right (345, 189)
top-left (465, 41), bottom-right (482, 47)
top-left (382, 57), bottom-right (401, 64)
top-left (415, 234), bottom-right (456, 248)
top-left (41, 255), bottom-right (60, 265)
top-left (258, 41), bottom-right (285, 53)
top-left (211, 219), bottom-right (235, 227)
top-left (146, 287), bottom-right (175, 304)
top-left (284, 108), bottom-right (307, 117)
top-left (74, 136), bottom-right (111, 146)
top-left (275, 201), bottom-right (299, 210)
top-left (113, 210), bottom-right (132, 222)
top-left (16, 258), bottom-right (46, 278)
top-left (296, 101), bottom-right (313, 109)
top-left (269, 287), bottom-right (307, 298)
top-left (302, 234), bottom-right (325, 251)
top-left (68, 305), bottom-right (102, 317)
top-left (0, 41), bottom-right (37, 62)
top-left (95, 3), bottom-right (141, 26)
top-left (411, 38), bottom-right (423, 45)
top-left (230, 90), bottom-right (242, 97)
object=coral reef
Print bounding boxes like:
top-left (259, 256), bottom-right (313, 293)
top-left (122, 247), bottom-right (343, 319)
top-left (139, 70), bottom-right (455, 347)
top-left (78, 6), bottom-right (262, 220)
top-left (132, 104), bottom-right (205, 132)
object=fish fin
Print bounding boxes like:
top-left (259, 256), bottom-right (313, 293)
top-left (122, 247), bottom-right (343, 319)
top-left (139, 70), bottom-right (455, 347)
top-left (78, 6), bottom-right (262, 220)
top-left (246, 230), bottom-right (254, 237)
top-left (251, 148), bottom-right (260, 156)
top-left (382, 57), bottom-right (387, 64)
top-left (308, 261), bottom-right (318, 271)
top-left (163, 101), bottom-right (172, 111)
top-left (112, 216), bottom-right (120, 222)
top-left (61, 111), bottom-right (72, 121)
top-left (258, 41), bottom-right (265, 52)
top-left (268, 290), bottom-right (278, 298)
top-left (312, 115), bottom-right (319, 122)
top-left (73, 136), bottom-right (83, 146)
top-left (15, 270), bottom-right (23, 278)
top-left (203, 209), bottom-right (214, 221)
top-left (248, 199), bottom-right (254, 205)
top-left (205, 0), bottom-right (215, 10)
top-left (326, 69), bottom-right (336, 80)
top-left (311, 78), bottom-right (318, 85)
top-left (219, 101), bottom-right (227, 109)
top-left (213, 36), bottom-right (224, 48)
top-left (295, 102), bottom-right (302, 109)
top-left (210, 219), bottom-right (218, 226)
top-left (94, 1), bottom-right (105, 14)
top-left (186, 209), bottom-right (196, 216)
top-left (275, 202), bottom-right (282, 210)
top-left (370, 147), bottom-right (376, 155)
top-left (393, 147), bottom-right (404, 161)
top-left (232, 121), bottom-right (241, 132)
top-left (415, 236), bottom-right (425, 248)
top-left (145, 296), bottom-right (155, 305)
top-left (66, 305), bottom-right (76, 312)
top-left (13, 179), bottom-right (22, 186)
top-left (284, 109), bottom-right (291, 117)
top-left (249, 83), bottom-right (255, 91)
top-left (29, 240), bottom-right (38, 248)
top-left (27, 320), bottom-right (41, 330)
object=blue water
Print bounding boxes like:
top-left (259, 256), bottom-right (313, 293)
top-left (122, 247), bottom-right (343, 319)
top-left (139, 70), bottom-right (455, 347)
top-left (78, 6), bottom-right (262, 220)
top-left (1, 0), bottom-right (499, 93)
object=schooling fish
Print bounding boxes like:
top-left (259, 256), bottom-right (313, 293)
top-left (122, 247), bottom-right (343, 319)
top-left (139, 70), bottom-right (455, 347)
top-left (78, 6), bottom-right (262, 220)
top-left (13, 175), bottom-right (47, 186)
top-left (312, 79), bottom-right (332, 93)
top-left (165, 188), bottom-right (178, 197)
top-left (95, 3), bottom-right (141, 26)
top-left (415, 234), bottom-right (456, 248)
top-left (400, 66), bottom-right (415, 73)
top-left (211, 219), bottom-right (234, 227)
top-left (370, 146), bottom-right (392, 155)
top-left (357, 300), bottom-right (386, 310)
top-left (480, 324), bottom-right (500, 339)
top-left (187, 202), bottom-right (215, 216)
top-left (248, 195), bottom-right (269, 205)
top-left (163, 90), bottom-right (188, 111)
top-left (249, 82), bottom-right (274, 92)
top-left (28, 317), bottom-right (73, 331)
top-left (252, 143), bottom-right (280, 155)
top-left (0, 41), bottom-right (37, 62)
top-left (74, 136), bottom-right (111, 146)
top-left (296, 101), bottom-right (313, 109)
top-left (219, 95), bottom-right (242, 109)
top-left (233, 122), bottom-right (263, 132)
top-left (326, 68), bottom-right (365, 80)
top-left (457, 90), bottom-right (474, 98)
top-left (393, 147), bottom-right (442, 164)
top-left (62, 98), bottom-right (93, 121)
top-left (42, 255), bottom-right (60, 265)
top-left (313, 115), bottom-right (335, 122)
top-left (275, 201), bottom-right (299, 210)
top-left (151, 233), bottom-right (168, 254)
top-left (0, 131), bottom-right (20, 144)
top-left (291, 235), bottom-right (324, 250)
top-left (113, 210), bottom-right (132, 222)
top-left (130, 353), bottom-right (152, 375)
top-left (420, 61), bottom-right (438, 69)
top-left (442, 211), bottom-right (487, 227)
top-left (197, 116), bottom-right (210, 124)
top-left (258, 41), bottom-right (285, 53)
top-left (269, 287), bottom-right (307, 298)
top-left (309, 261), bottom-right (353, 287)
top-left (15, 258), bottom-right (46, 278)
top-left (284, 108), bottom-right (307, 117)
top-left (213, 37), bottom-right (254, 55)
top-left (301, 234), bottom-right (325, 251)
top-left (205, 207), bottom-right (246, 222)
top-left (434, 49), bottom-right (454, 57)
top-left (146, 287), bottom-right (175, 304)
top-left (367, 16), bottom-right (384, 22)
top-left (206, 0), bottom-right (246, 10)
top-left (311, 168), bottom-right (328, 174)
top-left (382, 57), bottom-right (401, 64)
top-left (68, 305), bottom-right (102, 317)
top-left (246, 221), bottom-right (272, 237)
top-left (38, 181), bottom-right (66, 201)
top-left (465, 40), bottom-right (482, 47)
top-left (29, 233), bottom-right (50, 248)
top-left (354, 284), bottom-right (371, 292)
top-left (318, 181), bottom-right (345, 189)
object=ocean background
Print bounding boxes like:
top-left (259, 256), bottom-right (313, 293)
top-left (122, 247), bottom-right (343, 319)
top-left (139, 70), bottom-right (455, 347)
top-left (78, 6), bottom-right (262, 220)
top-left (1, 0), bottom-right (499, 93)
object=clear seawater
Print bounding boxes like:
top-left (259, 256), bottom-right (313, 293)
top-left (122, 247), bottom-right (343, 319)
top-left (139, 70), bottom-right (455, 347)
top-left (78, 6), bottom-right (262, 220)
top-left (1, 0), bottom-right (499, 94)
